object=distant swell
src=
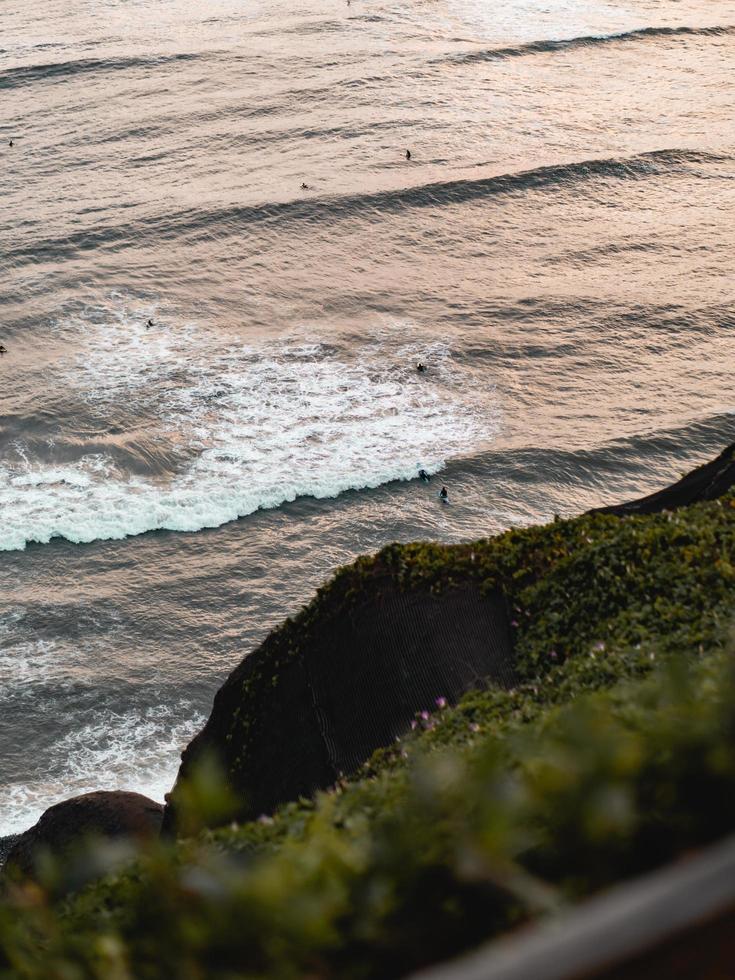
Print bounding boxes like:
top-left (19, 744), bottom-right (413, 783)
top-left (444, 24), bottom-right (735, 66)
top-left (0, 52), bottom-right (201, 90)
top-left (462, 412), bottom-right (735, 487)
top-left (6, 149), bottom-right (729, 267)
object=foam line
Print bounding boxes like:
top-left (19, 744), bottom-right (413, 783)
top-left (0, 308), bottom-right (499, 551)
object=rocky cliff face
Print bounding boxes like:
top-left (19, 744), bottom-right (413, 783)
top-left (163, 580), bottom-right (517, 834)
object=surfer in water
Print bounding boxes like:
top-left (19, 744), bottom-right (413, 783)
top-left (0, 344), bottom-right (7, 354)
top-left (300, 182), bottom-right (309, 190)
top-left (418, 469), bottom-right (431, 482)
top-left (439, 486), bottom-right (448, 503)
top-left (417, 362), bottom-right (427, 373)
top-left (9, 140), bottom-right (13, 148)
top-left (405, 149), bottom-right (411, 160)
top-left (146, 319), bottom-right (154, 329)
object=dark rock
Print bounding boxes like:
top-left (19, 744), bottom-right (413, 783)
top-left (163, 582), bottom-right (516, 835)
top-left (4, 791), bottom-right (163, 878)
top-left (592, 442), bottom-right (735, 517)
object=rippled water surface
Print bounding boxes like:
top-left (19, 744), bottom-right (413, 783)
top-left (1, 0), bottom-right (734, 834)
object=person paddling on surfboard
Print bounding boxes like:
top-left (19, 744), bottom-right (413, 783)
top-left (419, 469), bottom-right (431, 482)
top-left (405, 149), bottom-right (411, 160)
top-left (417, 362), bottom-right (427, 373)
top-left (439, 486), bottom-right (448, 502)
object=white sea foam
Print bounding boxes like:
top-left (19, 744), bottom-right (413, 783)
top-left (0, 605), bottom-right (203, 837)
top-left (0, 615), bottom-right (125, 699)
top-left (0, 635), bottom-right (64, 694)
top-left (0, 703), bottom-right (205, 836)
top-left (0, 302), bottom-right (499, 551)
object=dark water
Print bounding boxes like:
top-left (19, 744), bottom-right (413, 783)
top-left (1, 0), bottom-right (734, 834)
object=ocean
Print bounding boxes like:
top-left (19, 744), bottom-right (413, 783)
top-left (1, 0), bottom-right (734, 836)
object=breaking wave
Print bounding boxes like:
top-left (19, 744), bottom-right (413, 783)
top-left (0, 304), bottom-right (499, 552)
top-left (0, 700), bottom-right (205, 836)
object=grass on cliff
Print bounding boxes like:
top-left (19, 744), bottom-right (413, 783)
top-left (187, 490), bottom-right (735, 784)
top-left (2, 494), bottom-right (735, 979)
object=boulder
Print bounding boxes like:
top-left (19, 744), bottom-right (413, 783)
top-left (593, 441), bottom-right (735, 517)
top-left (4, 790), bottom-right (163, 878)
top-left (163, 581), bottom-right (516, 834)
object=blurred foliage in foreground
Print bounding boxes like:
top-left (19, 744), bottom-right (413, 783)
top-left (2, 496), bottom-right (735, 979)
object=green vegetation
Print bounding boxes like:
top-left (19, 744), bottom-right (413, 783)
top-left (2, 495), bottom-right (735, 979)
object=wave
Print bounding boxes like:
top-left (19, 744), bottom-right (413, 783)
top-left (0, 305), bottom-right (498, 552)
top-left (456, 412), bottom-right (735, 490)
top-left (6, 148), bottom-right (727, 268)
top-left (1, 431), bottom-right (191, 478)
top-left (429, 413), bottom-right (735, 528)
top-left (444, 24), bottom-right (735, 66)
top-left (0, 699), bottom-right (205, 836)
top-left (0, 52), bottom-right (200, 91)
top-left (156, 150), bottom-right (733, 234)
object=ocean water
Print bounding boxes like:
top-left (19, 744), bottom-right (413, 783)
top-left (1, 0), bottom-right (734, 836)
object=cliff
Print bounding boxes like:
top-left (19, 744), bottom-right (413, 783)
top-left (3, 442), bottom-right (735, 980)
top-left (163, 581), bottom-right (516, 833)
top-left (163, 442), bottom-right (735, 836)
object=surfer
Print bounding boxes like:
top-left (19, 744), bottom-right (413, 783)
top-left (9, 140), bottom-right (13, 148)
top-left (0, 344), bottom-right (7, 354)
top-left (418, 469), bottom-right (431, 482)
top-left (146, 319), bottom-right (154, 328)
top-left (405, 149), bottom-right (411, 160)
top-left (300, 182), bottom-right (309, 189)
top-left (439, 486), bottom-right (448, 503)
top-left (417, 362), bottom-right (427, 373)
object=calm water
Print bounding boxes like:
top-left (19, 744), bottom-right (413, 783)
top-left (1, 0), bottom-right (734, 835)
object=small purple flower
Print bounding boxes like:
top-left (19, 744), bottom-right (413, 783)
top-left (593, 641), bottom-right (605, 652)
top-left (549, 650), bottom-right (558, 660)
top-left (410, 719), bottom-right (418, 730)
top-left (420, 710), bottom-right (430, 721)
top-left (435, 696), bottom-right (448, 710)
top-left (511, 620), bottom-right (519, 628)
top-left (469, 723), bottom-right (480, 733)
